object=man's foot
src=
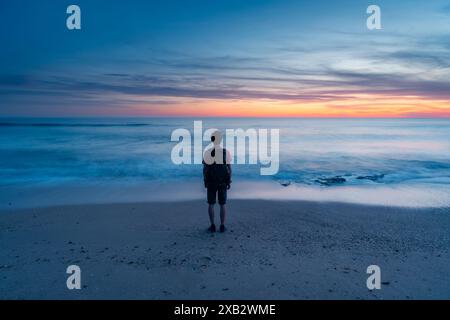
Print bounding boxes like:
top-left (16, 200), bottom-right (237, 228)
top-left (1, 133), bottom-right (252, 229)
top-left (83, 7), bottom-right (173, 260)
top-left (208, 224), bottom-right (216, 233)
top-left (220, 224), bottom-right (226, 233)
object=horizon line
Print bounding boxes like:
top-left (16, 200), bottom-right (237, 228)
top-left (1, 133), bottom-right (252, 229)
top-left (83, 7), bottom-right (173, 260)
top-left (1, 115), bottom-right (449, 119)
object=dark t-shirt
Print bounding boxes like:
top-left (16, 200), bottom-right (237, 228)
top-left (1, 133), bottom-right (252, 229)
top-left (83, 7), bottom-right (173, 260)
top-left (203, 147), bottom-right (232, 187)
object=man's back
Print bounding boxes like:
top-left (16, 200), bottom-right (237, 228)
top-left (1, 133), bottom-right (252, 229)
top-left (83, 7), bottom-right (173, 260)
top-left (203, 147), bottom-right (232, 188)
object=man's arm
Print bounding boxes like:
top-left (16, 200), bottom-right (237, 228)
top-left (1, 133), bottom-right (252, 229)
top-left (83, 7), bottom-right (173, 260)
top-left (226, 164), bottom-right (232, 188)
top-left (225, 150), bottom-right (232, 188)
top-left (203, 162), bottom-right (208, 188)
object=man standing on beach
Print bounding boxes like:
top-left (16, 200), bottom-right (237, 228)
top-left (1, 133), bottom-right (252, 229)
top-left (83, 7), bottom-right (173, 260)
top-left (203, 130), bottom-right (232, 233)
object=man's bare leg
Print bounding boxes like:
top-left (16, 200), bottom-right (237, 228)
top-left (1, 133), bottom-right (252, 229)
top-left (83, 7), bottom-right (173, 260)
top-left (208, 204), bottom-right (215, 227)
top-left (220, 204), bottom-right (226, 232)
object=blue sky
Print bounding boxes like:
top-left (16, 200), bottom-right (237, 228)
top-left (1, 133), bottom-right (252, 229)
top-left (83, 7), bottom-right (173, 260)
top-left (0, 0), bottom-right (449, 116)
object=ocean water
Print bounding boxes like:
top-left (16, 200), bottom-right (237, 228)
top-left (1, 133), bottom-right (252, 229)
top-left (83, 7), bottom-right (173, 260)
top-left (0, 118), bottom-right (449, 208)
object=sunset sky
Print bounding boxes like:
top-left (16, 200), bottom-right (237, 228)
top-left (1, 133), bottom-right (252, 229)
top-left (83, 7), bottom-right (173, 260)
top-left (0, 0), bottom-right (449, 117)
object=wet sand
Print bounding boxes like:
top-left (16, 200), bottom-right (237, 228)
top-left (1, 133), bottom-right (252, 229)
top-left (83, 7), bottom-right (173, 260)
top-left (0, 200), bottom-right (449, 299)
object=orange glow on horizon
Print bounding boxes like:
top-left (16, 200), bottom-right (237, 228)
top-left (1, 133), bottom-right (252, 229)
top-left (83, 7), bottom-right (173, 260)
top-left (127, 94), bottom-right (450, 118)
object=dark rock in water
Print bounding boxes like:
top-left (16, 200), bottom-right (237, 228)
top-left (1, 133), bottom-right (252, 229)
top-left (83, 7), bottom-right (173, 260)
top-left (315, 176), bottom-right (346, 186)
top-left (356, 174), bottom-right (385, 182)
top-left (280, 181), bottom-right (291, 187)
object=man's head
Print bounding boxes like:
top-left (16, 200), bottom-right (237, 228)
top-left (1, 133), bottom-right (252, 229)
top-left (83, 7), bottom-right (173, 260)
top-left (211, 130), bottom-right (223, 146)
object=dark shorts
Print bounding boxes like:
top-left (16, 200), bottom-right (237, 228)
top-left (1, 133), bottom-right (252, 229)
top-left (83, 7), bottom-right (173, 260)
top-left (207, 185), bottom-right (227, 205)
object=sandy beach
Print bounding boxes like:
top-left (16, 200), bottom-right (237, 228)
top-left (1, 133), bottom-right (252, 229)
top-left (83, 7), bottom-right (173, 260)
top-left (0, 200), bottom-right (449, 300)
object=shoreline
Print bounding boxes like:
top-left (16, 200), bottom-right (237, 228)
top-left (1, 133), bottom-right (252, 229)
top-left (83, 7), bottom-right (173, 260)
top-left (1, 179), bottom-right (449, 211)
top-left (1, 200), bottom-right (449, 299)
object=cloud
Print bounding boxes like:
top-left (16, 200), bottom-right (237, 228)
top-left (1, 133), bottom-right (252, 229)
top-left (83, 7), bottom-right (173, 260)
top-left (1, 31), bottom-right (450, 112)
top-left (3, 65), bottom-right (450, 106)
